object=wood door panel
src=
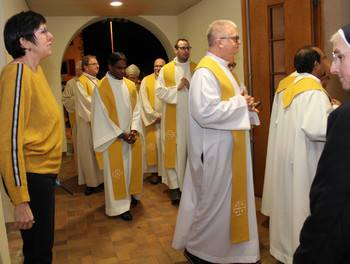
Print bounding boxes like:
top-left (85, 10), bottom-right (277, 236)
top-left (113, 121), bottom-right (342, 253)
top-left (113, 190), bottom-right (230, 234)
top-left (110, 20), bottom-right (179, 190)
top-left (249, 0), bottom-right (271, 196)
top-left (284, 0), bottom-right (313, 73)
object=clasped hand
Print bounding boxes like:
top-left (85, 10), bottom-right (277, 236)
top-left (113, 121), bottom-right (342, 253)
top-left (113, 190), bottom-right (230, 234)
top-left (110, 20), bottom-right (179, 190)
top-left (241, 89), bottom-right (259, 113)
top-left (122, 131), bottom-right (137, 144)
top-left (178, 77), bottom-right (190, 90)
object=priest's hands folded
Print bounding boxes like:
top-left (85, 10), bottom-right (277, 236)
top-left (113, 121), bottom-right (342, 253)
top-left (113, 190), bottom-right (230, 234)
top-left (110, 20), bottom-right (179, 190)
top-left (122, 131), bottom-right (137, 144)
top-left (240, 89), bottom-right (259, 114)
top-left (178, 77), bottom-right (190, 90)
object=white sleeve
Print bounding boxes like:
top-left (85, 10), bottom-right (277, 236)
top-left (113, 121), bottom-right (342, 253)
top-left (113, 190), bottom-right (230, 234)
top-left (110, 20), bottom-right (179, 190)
top-left (301, 91), bottom-right (332, 142)
top-left (62, 79), bottom-right (76, 113)
top-left (91, 87), bottom-right (123, 152)
top-left (139, 78), bottom-right (160, 126)
top-left (155, 67), bottom-right (178, 104)
top-left (75, 80), bottom-right (92, 123)
top-left (190, 67), bottom-right (252, 131)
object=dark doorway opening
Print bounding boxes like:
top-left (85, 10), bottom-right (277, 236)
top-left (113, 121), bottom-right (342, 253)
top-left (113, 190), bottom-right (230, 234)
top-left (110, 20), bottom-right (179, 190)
top-left (82, 18), bottom-right (169, 79)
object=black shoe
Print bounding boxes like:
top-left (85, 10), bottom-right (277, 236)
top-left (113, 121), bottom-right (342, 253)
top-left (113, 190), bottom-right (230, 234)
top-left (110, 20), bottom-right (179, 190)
top-left (131, 195), bottom-right (138, 205)
top-left (98, 182), bottom-right (104, 190)
top-left (184, 249), bottom-right (213, 264)
top-left (120, 211), bottom-right (132, 221)
top-left (84, 187), bottom-right (94, 195)
top-left (171, 188), bottom-right (181, 205)
top-left (150, 174), bottom-right (159, 185)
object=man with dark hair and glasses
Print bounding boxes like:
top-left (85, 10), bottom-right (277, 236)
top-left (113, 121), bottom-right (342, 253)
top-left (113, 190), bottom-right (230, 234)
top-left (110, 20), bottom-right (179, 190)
top-left (91, 52), bottom-right (143, 221)
top-left (156, 39), bottom-right (197, 205)
top-left (75, 55), bottom-right (104, 196)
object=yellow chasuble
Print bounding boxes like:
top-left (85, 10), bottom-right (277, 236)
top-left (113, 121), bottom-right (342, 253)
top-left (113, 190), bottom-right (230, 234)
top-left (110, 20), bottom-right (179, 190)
top-left (144, 73), bottom-right (158, 166)
top-left (78, 74), bottom-right (104, 169)
top-left (163, 60), bottom-right (197, 168)
top-left (97, 77), bottom-right (143, 200)
top-left (196, 57), bottom-right (249, 244)
top-left (282, 77), bottom-right (330, 109)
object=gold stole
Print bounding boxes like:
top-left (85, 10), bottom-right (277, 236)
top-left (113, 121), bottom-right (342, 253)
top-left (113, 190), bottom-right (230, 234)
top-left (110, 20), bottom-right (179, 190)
top-left (163, 60), bottom-right (197, 168)
top-left (196, 57), bottom-right (249, 244)
top-left (97, 77), bottom-right (143, 200)
top-left (144, 74), bottom-right (157, 166)
top-left (78, 74), bottom-right (95, 95)
top-left (69, 114), bottom-right (76, 128)
top-left (78, 74), bottom-right (104, 169)
top-left (275, 74), bottom-right (298, 94)
top-left (282, 77), bottom-right (330, 109)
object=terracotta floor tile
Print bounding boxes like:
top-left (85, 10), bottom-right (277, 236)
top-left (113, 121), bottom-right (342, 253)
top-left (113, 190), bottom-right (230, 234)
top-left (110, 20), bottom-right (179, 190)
top-left (6, 154), bottom-right (280, 264)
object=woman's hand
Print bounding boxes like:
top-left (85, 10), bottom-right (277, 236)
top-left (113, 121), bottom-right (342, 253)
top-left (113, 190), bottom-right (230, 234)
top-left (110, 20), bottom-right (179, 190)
top-left (14, 202), bottom-right (35, 230)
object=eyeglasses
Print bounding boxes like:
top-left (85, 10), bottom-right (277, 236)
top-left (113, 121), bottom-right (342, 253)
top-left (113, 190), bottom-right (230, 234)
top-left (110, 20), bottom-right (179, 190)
top-left (332, 52), bottom-right (348, 65)
top-left (88, 63), bottom-right (99, 66)
top-left (220, 36), bottom-right (240, 44)
top-left (177, 46), bottom-right (192, 51)
top-left (36, 27), bottom-right (50, 35)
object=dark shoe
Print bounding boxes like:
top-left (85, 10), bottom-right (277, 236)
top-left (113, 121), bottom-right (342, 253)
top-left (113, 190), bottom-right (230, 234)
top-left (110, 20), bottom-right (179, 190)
top-left (150, 174), bottom-right (159, 185)
top-left (184, 249), bottom-right (213, 264)
top-left (84, 187), bottom-right (94, 195)
top-left (158, 176), bottom-right (162, 183)
top-left (171, 188), bottom-right (181, 205)
top-left (131, 195), bottom-right (138, 205)
top-left (98, 182), bottom-right (104, 190)
top-left (120, 211), bottom-right (132, 221)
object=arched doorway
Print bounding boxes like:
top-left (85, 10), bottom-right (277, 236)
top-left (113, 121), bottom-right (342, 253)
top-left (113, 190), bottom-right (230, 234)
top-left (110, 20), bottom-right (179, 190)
top-left (61, 18), bottom-right (169, 80)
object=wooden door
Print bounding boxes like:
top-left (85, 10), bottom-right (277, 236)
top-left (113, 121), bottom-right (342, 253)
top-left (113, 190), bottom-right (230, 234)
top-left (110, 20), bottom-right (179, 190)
top-left (243, 0), bottom-right (323, 196)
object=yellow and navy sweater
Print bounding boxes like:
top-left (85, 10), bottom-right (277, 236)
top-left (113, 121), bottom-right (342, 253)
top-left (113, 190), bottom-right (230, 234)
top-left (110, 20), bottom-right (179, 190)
top-left (0, 63), bottom-right (62, 205)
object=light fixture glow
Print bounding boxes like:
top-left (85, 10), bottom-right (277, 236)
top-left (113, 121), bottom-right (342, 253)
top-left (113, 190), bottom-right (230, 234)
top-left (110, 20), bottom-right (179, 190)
top-left (110, 1), bottom-right (123, 6)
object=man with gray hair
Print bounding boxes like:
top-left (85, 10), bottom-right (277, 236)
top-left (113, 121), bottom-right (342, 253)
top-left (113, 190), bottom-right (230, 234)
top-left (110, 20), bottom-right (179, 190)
top-left (75, 55), bottom-right (104, 195)
top-left (172, 20), bottom-right (260, 263)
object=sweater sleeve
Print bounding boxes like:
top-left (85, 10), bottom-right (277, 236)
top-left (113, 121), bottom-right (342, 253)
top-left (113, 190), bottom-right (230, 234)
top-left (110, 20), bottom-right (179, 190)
top-left (0, 64), bottom-right (30, 205)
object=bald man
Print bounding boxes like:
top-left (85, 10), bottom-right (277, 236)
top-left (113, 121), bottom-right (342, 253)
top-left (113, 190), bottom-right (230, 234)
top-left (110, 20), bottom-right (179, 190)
top-left (139, 58), bottom-right (165, 184)
top-left (173, 20), bottom-right (260, 263)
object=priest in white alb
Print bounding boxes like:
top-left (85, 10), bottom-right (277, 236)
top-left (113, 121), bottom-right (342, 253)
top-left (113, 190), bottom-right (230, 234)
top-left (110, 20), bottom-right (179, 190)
top-left (139, 58), bottom-right (166, 185)
top-left (156, 39), bottom-right (197, 204)
top-left (75, 55), bottom-right (103, 196)
top-left (172, 20), bottom-right (260, 263)
top-left (91, 52), bottom-right (144, 221)
top-left (262, 46), bottom-right (339, 264)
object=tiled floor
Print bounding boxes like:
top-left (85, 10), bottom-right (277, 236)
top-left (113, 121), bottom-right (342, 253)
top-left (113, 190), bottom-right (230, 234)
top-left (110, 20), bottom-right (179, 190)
top-left (6, 154), bottom-right (281, 264)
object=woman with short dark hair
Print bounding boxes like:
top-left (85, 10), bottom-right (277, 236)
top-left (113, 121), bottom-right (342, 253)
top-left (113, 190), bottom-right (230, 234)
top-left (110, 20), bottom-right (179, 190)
top-left (0, 11), bottom-right (62, 263)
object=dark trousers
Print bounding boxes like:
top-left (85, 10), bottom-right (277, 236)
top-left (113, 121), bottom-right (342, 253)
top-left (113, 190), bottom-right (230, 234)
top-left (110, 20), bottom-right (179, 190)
top-left (20, 173), bottom-right (56, 264)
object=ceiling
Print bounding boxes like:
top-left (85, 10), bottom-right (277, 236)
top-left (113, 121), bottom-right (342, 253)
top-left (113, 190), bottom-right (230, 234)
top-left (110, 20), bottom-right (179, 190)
top-left (25, 0), bottom-right (202, 16)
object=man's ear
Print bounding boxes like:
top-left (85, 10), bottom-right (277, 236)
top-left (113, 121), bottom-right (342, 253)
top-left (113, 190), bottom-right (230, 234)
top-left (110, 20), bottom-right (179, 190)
top-left (215, 38), bottom-right (223, 48)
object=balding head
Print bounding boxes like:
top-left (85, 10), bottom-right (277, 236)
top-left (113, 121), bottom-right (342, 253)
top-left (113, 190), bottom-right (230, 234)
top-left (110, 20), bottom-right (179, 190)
top-left (207, 20), bottom-right (237, 47)
top-left (154, 58), bottom-right (165, 76)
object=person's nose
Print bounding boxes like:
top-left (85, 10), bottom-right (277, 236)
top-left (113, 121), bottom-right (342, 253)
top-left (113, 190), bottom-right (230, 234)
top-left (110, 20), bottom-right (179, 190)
top-left (330, 61), bottom-right (339, 74)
